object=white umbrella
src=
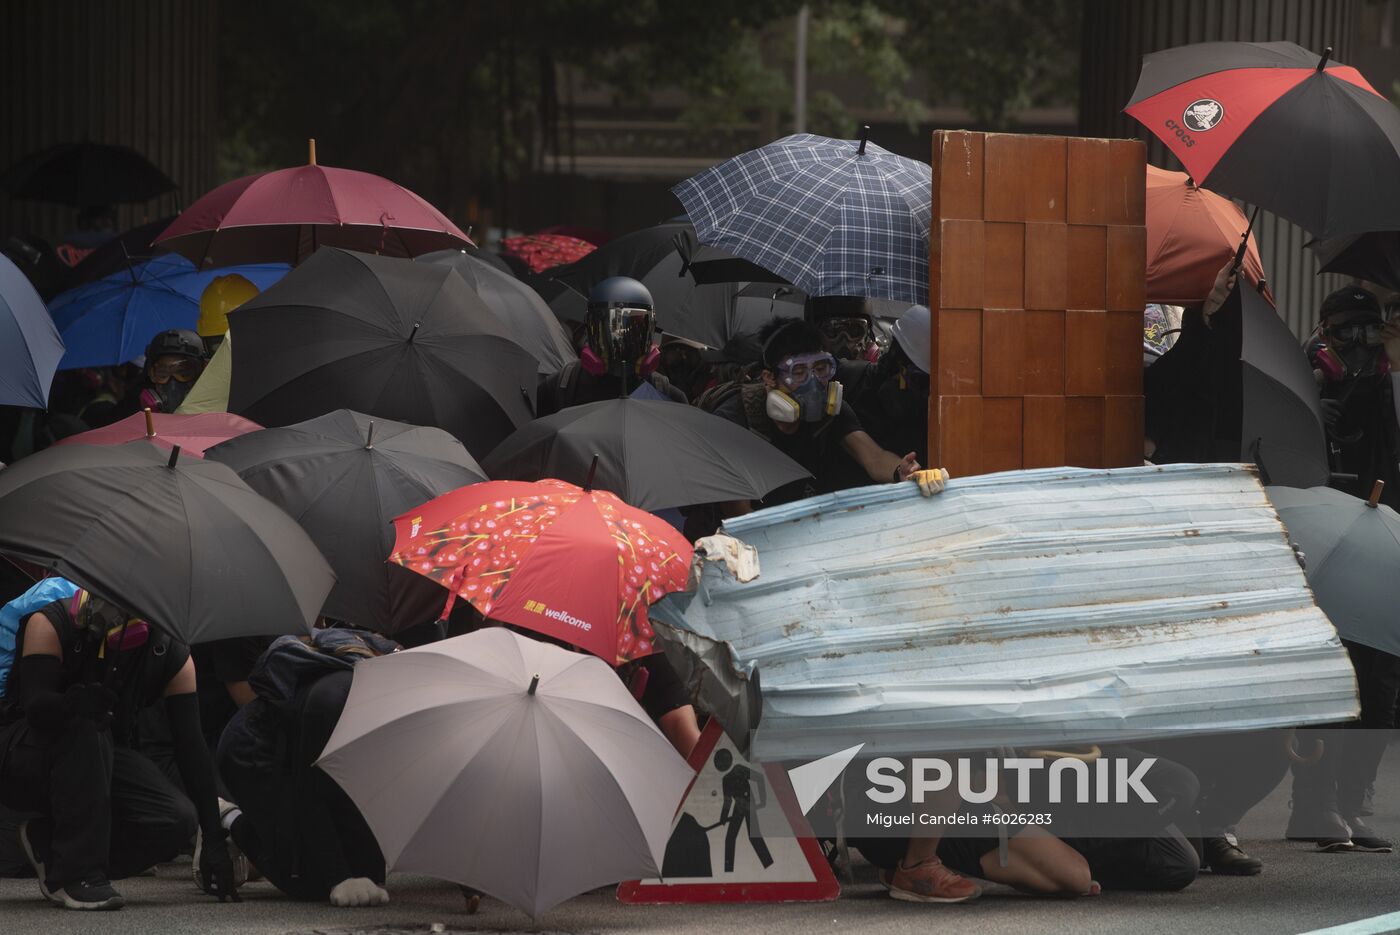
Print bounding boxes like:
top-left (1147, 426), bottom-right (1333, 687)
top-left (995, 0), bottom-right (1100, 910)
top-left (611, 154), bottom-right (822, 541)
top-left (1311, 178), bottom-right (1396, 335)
top-left (316, 628), bottom-right (693, 916)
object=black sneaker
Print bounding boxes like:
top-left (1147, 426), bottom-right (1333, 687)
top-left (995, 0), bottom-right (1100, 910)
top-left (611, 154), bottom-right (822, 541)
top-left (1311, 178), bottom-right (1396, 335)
top-left (1287, 809), bottom-right (1351, 845)
top-left (1343, 817), bottom-right (1394, 853)
top-left (1203, 836), bottom-right (1263, 875)
top-left (18, 819), bottom-right (60, 906)
top-left (57, 878), bottom-right (124, 911)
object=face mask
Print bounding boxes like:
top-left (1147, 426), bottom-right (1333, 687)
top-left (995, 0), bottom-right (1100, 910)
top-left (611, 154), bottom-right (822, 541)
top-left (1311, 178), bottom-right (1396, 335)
top-left (139, 379), bottom-right (193, 413)
top-left (766, 377), bottom-right (843, 423)
top-left (817, 316), bottom-right (871, 360)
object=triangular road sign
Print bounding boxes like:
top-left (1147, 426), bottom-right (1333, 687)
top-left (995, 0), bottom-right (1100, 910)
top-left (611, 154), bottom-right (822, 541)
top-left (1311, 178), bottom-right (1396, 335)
top-left (617, 720), bottom-right (840, 904)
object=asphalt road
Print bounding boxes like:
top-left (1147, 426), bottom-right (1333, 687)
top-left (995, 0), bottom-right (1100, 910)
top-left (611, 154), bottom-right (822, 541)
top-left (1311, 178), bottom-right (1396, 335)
top-left (3, 753), bottom-right (1398, 935)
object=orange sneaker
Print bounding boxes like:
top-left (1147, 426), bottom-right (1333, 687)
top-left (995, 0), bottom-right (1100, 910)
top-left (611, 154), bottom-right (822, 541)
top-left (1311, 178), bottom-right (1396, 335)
top-left (888, 857), bottom-right (981, 903)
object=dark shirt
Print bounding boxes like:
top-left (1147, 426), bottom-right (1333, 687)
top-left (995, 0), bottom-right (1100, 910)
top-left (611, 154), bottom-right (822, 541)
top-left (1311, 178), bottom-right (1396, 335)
top-left (536, 362), bottom-right (686, 416)
top-left (712, 392), bottom-right (863, 506)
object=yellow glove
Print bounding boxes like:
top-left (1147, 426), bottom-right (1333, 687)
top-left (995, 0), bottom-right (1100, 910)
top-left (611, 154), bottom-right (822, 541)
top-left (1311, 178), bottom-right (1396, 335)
top-left (911, 467), bottom-right (948, 497)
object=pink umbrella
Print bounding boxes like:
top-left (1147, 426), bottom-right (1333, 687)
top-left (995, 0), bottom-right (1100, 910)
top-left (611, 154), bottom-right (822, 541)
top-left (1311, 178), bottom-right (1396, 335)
top-left (154, 140), bottom-right (472, 269)
top-left (55, 409), bottom-right (262, 458)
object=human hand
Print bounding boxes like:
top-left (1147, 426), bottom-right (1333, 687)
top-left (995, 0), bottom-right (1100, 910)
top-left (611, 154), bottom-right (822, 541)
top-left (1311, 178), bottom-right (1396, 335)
top-left (1320, 398), bottom-right (1345, 429)
top-left (1380, 320), bottom-right (1400, 368)
top-left (198, 829), bottom-right (241, 902)
top-left (894, 451), bottom-right (921, 482)
top-left (1203, 262), bottom-right (1237, 322)
top-left (62, 683), bottom-right (116, 727)
top-left (911, 467), bottom-right (949, 497)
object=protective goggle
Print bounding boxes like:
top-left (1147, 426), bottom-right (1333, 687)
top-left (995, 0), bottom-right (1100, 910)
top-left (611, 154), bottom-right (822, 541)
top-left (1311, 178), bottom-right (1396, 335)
top-left (816, 316), bottom-right (870, 342)
top-left (1324, 320), bottom-right (1383, 345)
top-left (148, 356), bottom-right (202, 384)
top-left (775, 352), bottom-right (838, 386)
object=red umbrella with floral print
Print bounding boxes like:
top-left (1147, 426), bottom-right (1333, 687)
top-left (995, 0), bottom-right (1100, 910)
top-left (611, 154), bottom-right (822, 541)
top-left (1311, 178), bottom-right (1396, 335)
top-left (390, 478), bottom-right (691, 665)
top-left (501, 234), bottom-right (596, 273)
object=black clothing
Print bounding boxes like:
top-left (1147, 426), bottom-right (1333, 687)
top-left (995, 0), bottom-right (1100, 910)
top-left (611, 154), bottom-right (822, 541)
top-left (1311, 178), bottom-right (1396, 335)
top-left (535, 362), bottom-right (685, 417)
top-left (193, 636), bottom-right (273, 752)
top-left (621, 653), bottom-right (691, 721)
top-left (0, 719), bottom-right (196, 887)
top-left (220, 670), bottom-right (384, 900)
top-left (1141, 730), bottom-right (1290, 838)
top-left (711, 392), bottom-right (864, 506)
top-left (1320, 374), bottom-right (1400, 511)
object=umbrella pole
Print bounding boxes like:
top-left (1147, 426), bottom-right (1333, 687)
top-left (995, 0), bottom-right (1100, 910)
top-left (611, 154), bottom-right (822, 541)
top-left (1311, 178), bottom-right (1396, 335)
top-left (1367, 479), bottom-right (1385, 507)
top-left (527, 673), bottom-right (540, 695)
top-left (1232, 205), bottom-right (1261, 275)
top-left (166, 445), bottom-right (181, 469)
top-left (583, 454), bottom-right (599, 491)
top-left (857, 125), bottom-right (870, 155)
top-left (143, 407), bottom-right (155, 438)
top-left (365, 421), bottom-right (375, 449)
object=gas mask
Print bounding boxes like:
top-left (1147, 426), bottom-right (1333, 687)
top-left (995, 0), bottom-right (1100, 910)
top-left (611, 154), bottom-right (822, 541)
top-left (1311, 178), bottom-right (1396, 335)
top-left (766, 352), bottom-right (843, 423)
top-left (139, 354), bottom-right (202, 412)
top-left (1317, 317), bottom-right (1389, 381)
top-left (71, 590), bottom-right (151, 656)
top-left (816, 315), bottom-right (872, 360)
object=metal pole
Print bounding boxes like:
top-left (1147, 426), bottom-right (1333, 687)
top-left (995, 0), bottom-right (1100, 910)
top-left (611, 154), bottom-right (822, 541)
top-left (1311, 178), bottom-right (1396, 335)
top-left (794, 5), bottom-right (810, 134)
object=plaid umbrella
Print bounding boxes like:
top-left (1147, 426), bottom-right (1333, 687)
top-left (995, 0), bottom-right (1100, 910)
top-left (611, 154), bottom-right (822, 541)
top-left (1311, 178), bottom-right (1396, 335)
top-left (673, 130), bottom-right (932, 304)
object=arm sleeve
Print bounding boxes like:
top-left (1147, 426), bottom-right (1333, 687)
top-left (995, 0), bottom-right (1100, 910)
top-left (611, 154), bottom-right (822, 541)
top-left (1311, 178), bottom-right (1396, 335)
top-left (165, 691), bottom-right (224, 838)
top-left (832, 401), bottom-right (864, 440)
top-left (17, 653), bottom-right (69, 731)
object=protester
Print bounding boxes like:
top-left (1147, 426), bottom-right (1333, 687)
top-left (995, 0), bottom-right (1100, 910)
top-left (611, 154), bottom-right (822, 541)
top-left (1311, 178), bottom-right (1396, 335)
top-left (656, 333), bottom-right (713, 403)
top-left (112, 329), bottom-right (208, 420)
top-left (536, 277), bottom-right (685, 415)
top-left (711, 317), bottom-right (938, 511)
top-left (216, 628), bottom-right (398, 906)
top-left (849, 304), bottom-right (930, 468)
top-left (0, 589), bottom-right (238, 909)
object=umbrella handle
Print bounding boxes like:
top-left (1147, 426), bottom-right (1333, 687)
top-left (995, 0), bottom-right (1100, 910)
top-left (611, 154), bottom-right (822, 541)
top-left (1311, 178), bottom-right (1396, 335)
top-left (1232, 205), bottom-right (1261, 275)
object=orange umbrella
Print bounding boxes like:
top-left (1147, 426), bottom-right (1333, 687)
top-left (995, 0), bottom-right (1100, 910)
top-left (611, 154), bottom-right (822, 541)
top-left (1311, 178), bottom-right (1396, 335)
top-left (1146, 165), bottom-right (1269, 306)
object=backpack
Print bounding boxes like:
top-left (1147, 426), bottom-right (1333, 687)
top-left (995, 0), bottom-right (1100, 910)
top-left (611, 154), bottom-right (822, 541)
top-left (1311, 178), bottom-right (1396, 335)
top-left (219, 627), bottom-right (397, 777)
top-left (0, 577), bottom-right (79, 698)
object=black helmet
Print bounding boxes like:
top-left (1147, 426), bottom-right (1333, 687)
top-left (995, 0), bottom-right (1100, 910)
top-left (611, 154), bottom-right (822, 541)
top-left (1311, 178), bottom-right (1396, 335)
top-left (585, 276), bottom-right (656, 375)
top-left (144, 328), bottom-right (205, 362)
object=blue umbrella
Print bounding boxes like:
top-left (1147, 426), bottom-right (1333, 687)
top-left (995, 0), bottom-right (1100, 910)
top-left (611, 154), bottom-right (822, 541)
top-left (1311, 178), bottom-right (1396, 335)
top-left (673, 130), bottom-right (932, 304)
top-left (0, 254), bottom-right (65, 408)
top-left (49, 254), bottom-right (289, 369)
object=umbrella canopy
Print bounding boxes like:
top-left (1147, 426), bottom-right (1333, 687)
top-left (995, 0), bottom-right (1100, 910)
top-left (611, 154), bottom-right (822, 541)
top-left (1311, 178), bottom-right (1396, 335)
top-left (390, 479), bottom-right (692, 665)
top-left (49, 254), bottom-right (289, 369)
top-left (1267, 484), bottom-right (1400, 656)
top-left (501, 233), bottom-right (596, 272)
top-left (1125, 41), bottom-right (1400, 239)
top-left (316, 627), bottom-right (693, 917)
top-left (0, 440), bottom-right (333, 644)
top-left (417, 249), bottom-right (576, 375)
top-left (54, 409), bottom-right (261, 458)
top-left (544, 220), bottom-right (748, 348)
top-left (1310, 231), bottom-right (1400, 294)
top-left (69, 217), bottom-right (177, 286)
top-left (175, 330), bottom-right (232, 415)
top-left (673, 130), bottom-right (932, 303)
top-left (679, 240), bottom-right (787, 286)
top-left (483, 398), bottom-right (809, 511)
top-left (154, 143), bottom-right (472, 268)
top-left (0, 142), bottom-right (176, 207)
top-left (0, 254), bottom-right (64, 409)
top-left (1147, 280), bottom-right (1329, 488)
top-left (207, 410), bottom-right (487, 633)
top-left (1146, 165), bottom-right (1268, 305)
top-left (227, 247), bottom-right (538, 459)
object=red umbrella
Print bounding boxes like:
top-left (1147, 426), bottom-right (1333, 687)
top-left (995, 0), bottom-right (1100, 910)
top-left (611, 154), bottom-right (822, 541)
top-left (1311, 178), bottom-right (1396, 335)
top-left (154, 140), bottom-right (472, 268)
top-left (501, 233), bottom-right (596, 273)
top-left (1146, 165), bottom-right (1269, 306)
top-left (390, 478), bottom-right (692, 665)
top-left (54, 409), bottom-right (262, 458)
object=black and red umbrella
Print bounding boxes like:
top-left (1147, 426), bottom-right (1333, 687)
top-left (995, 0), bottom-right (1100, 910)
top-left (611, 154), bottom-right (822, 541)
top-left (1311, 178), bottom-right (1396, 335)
top-left (1125, 41), bottom-right (1400, 239)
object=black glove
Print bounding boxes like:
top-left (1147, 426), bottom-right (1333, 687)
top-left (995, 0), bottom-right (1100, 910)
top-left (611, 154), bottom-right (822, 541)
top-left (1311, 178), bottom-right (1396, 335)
top-left (198, 828), bottom-right (240, 902)
top-left (62, 683), bottom-right (117, 727)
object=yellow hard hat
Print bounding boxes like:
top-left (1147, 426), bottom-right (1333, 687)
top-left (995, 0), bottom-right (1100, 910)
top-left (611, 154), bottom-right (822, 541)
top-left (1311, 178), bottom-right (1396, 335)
top-left (198, 274), bottom-right (260, 337)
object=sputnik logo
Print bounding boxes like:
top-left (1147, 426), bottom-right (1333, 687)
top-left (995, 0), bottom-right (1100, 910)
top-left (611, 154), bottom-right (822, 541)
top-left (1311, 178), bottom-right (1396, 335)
top-left (788, 743), bottom-right (866, 814)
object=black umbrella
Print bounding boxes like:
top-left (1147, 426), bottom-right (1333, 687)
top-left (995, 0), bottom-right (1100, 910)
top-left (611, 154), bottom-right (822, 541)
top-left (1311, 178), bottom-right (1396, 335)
top-left (207, 409), bottom-right (487, 634)
top-left (69, 217), bottom-right (176, 286)
top-left (481, 398), bottom-right (810, 511)
top-left (1147, 281), bottom-right (1329, 488)
top-left (417, 249), bottom-right (577, 374)
top-left (227, 247), bottom-right (538, 459)
top-left (544, 220), bottom-right (746, 348)
top-left (1310, 231), bottom-right (1400, 294)
top-left (1, 142), bottom-right (177, 208)
top-left (0, 440), bottom-right (333, 643)
top-left (679, 241), bottom-right (787, 286)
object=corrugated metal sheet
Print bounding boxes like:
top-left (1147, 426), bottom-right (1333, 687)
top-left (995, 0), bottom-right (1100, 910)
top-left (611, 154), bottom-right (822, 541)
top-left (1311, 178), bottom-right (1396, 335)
top-left (1079, 0), bottom-right (1359, 339)
top-left (653, 464), bottom-right (1358, 760)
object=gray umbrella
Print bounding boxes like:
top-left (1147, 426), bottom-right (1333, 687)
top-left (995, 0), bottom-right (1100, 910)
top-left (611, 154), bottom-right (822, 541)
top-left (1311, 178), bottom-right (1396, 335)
top-left (316, 627), bottom-right (693, 917)
top-left (482, 398), bottom-right (810, 511)
top-left (417, 249), bottom-right (577, 375)
top-left (1268, 484), bottom-right (1400, 656)
top-left (206, 409), bottom-right (487, 634)
top-left (0, 439), bottom-right (333, 643)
